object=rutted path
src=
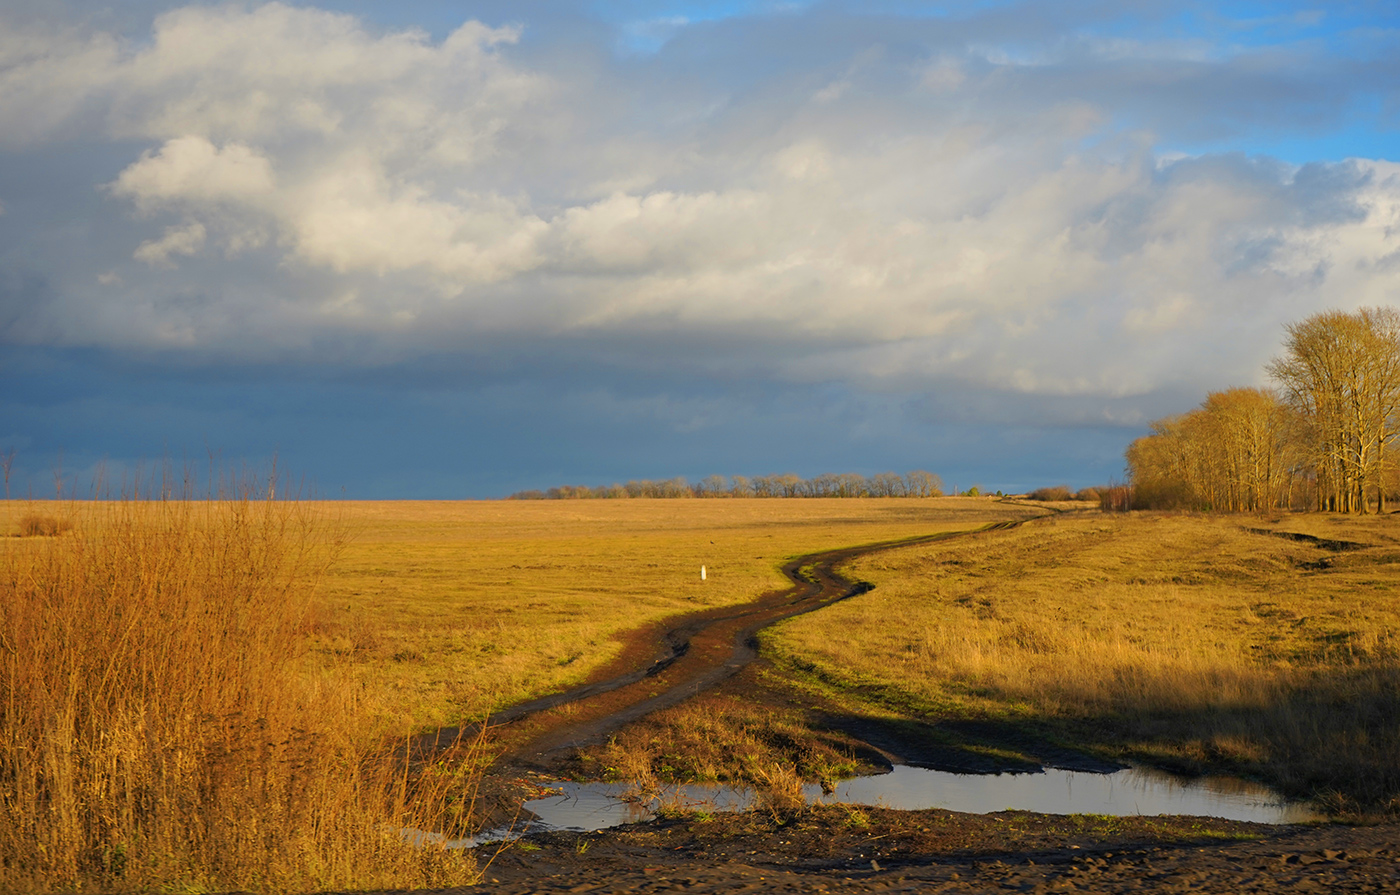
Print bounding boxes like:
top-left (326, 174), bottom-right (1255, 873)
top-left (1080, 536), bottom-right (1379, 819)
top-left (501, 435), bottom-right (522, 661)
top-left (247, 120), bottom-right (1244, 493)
top-left (417, 516), bottom-right (1033, 768)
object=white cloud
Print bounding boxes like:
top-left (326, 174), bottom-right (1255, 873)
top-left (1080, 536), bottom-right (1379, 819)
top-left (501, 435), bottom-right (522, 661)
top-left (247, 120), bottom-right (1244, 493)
top-left (287, 156), bottom-right (548, 282)
top-left (133, 220), bottom-right (206, 267)
top-left (111, 136), bottom-right (275, 208)
top-left (812, 79), bottom-right (850, 103)
top-left (772, 141), bottom-right (833, 180)
top-left (3, 1), bottom-right (1400, 411)
top-left (0, 21), bottom-right (120, 146)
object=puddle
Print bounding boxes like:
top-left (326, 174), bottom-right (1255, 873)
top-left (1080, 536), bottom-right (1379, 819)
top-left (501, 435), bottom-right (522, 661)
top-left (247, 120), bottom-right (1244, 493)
top-left (513, 781), bottom-right (754, 834)
top-left (489, 764), bottom-right (1316, 841)
top-left (806, 765), bottom-right (1317, 824)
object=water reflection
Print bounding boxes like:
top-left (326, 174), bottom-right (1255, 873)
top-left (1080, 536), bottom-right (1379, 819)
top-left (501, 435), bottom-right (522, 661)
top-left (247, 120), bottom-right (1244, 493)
top-left (512, 780), bottom-right (752, 834)
top-left (807, 765), bottom-right (1316, 824)
top-left (503, 764), bottom-right (1315, 838)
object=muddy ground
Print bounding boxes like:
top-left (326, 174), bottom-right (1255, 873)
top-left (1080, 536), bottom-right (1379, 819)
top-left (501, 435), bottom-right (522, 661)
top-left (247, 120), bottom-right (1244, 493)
top-left (426, 807), bottom-right (1400, 893)
top-left (444, 667), bottom-right (1399, 894)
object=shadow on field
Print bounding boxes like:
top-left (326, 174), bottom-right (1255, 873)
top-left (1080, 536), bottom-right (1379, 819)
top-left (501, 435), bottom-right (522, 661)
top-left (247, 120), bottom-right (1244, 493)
top-left (807, 665), bottom-right (1400, 815)
top-left (814, 713), bottom-right (1123, 775)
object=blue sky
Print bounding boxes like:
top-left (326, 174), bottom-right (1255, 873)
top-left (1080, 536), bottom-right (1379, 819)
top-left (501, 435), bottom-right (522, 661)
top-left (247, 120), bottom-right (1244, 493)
top-left (3, 0), bottom-right (1400, 497)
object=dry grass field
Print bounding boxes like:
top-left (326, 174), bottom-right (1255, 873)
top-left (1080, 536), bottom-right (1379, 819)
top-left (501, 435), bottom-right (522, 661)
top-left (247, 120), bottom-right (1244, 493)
top-left (11, 495), bottom-right (1397, 894)
top-left (308, 498), bottom-right (1034, 730)
top-left (0, 496), bottom-right (1028, 894)
top-left (770, 510), bottom-right (1400, 812)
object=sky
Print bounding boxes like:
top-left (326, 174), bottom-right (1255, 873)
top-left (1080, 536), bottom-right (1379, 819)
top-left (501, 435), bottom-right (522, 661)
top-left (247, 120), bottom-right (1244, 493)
top-left (2, 0), bottom-right (1399, 497)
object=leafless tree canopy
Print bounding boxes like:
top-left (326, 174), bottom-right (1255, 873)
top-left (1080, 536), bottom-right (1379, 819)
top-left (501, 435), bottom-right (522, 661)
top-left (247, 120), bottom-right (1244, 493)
top-left (508, 471), bottom-right (945, 500)
top-left (1128, 308), bottom-right (1400, 513)
top-left (1126, 387), bottom-right (1303, 511)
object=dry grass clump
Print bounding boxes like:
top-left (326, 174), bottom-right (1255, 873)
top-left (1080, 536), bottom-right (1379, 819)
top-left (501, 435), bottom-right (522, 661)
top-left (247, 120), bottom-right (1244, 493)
top-left (772, 512), bottom-right (1400, 812)
top-left (583, 695), bottom-right (865, 817)
top-left (750, 763), bottom-right (808, 822)
top-left (16, 511), bottom-right (71, 537)
top-left (0, 496), bottom-right (480, 894)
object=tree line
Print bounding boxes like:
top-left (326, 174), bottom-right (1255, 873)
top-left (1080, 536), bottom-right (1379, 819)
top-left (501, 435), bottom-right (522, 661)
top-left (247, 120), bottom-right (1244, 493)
top-left (1127, 308), bottom-right (1400, 513)
top-left (508, 470), bottom-right (945, 500)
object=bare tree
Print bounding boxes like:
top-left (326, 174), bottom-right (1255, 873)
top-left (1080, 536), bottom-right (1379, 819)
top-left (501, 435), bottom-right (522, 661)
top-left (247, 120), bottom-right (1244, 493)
top-left (869, 472), bottom-right (905, 497)
top-left (904, 470), bottom-right (943, 498)
top-left (1126, 389), bottom-right (1302, 512)
top-left (696, 474), bottom-right (729, 497)
top-left (1270, 308), bottom-right (1400, 513)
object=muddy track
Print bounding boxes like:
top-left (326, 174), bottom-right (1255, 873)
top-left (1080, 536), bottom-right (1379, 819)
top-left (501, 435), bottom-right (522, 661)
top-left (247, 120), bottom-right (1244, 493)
top-left (417, 516), bottom-right (1035, 769)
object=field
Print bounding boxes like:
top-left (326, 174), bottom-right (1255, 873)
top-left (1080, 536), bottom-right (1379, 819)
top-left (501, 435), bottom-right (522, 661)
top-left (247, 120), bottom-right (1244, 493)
top-left (307, 498), bottom-right (1033, 729)
top-left (5, 497), bottom-right (1400, 894)
top-left (771, 510), bottom-right (1400, 812)
top-left (0, 496), bottom-right (1027, 893)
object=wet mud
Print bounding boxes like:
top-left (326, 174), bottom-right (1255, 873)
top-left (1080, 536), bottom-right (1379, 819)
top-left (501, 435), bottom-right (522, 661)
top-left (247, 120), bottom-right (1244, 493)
top-left (460, 807), bottom-right (1400, 894)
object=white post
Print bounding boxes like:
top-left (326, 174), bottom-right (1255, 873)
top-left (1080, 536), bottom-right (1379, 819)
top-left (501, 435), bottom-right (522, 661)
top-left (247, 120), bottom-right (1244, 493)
top-left (700, 565), bottom-right (707, 581)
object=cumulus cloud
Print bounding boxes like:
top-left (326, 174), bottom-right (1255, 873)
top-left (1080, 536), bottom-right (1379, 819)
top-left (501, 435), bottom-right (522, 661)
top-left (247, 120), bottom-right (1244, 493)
top-left (112, 136), bottom-right (275, 207)
top-left (133, 220), bottom-right (206, 267)
top-left (286, 158), bottom-right (548, 281)
top-left (3, 0), bottom-right (1400, 413)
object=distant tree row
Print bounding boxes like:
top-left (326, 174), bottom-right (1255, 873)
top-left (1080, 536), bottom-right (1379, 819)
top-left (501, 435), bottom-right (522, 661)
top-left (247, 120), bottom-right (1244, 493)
top-left (507, 471), bottom-right (945, 500)
top-left (1025, 486), bottom-right (1104, 502)
top-left (1127, 308), bottom-right (1400, 513)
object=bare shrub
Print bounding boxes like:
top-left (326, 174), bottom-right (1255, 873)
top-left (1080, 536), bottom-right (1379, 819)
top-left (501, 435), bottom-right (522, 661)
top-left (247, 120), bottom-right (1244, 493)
top-left (16, 512), bottom-right (70, 537)
top-left (1099, 485), bottom-right (1133, 512)
top-left (1028, 486), bottom-right (1073, 502)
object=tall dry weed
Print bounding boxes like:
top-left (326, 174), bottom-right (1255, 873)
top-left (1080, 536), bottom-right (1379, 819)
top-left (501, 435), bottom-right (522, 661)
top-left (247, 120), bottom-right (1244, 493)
top-left (15, 511), bottom-right (70, 537)
top-left (0, 495), bottom-right (480, 894)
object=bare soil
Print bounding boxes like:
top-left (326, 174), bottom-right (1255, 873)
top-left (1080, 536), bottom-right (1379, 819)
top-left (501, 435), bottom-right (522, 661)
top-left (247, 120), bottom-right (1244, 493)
top-left (458, 807), bottom-right (1400, 894)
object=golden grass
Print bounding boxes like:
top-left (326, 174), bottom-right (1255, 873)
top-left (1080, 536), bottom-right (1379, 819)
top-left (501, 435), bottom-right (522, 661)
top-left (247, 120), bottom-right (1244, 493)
top-left (0, 495), bottom-right (1031, 892)
top-left (770, 511), bottom-right (1400, 812)
top-left (305, 498), bottom-right (1034, 730)
top-left (584, 694), bottom-right (866, 790)
top-left (16, 512), bottom-right (70, 537)
top-left (0, 497), bottom-right (480, 894)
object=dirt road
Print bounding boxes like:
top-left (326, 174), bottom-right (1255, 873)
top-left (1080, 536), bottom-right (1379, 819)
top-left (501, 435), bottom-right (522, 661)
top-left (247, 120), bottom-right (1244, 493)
top-left (420, 519), bottom-right (1028, 766)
